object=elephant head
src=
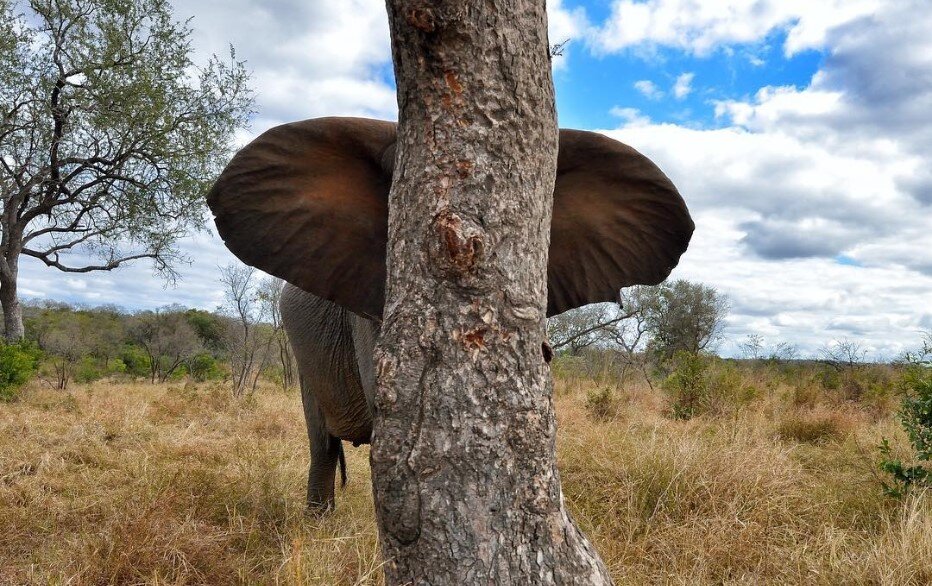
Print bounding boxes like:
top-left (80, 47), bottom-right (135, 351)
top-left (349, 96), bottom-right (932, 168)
top-left (207, 117), bottom-right (694, 318)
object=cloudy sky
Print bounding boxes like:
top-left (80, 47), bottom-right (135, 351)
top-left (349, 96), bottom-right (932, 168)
top-left (19, 0), bottom-right (932, 358)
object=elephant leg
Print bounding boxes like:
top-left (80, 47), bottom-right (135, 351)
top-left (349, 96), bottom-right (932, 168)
top-left (300, 373), bottom-right (345, 513)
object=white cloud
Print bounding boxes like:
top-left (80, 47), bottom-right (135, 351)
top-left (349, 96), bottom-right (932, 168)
top-left (14, 0), bottom-right (930, 361)
top-left (598, 1), bottom-right (932, 357)
top-left (634, 79), bottom-right (664, 99)
top-left (178, 0), bottom-right (395, 135)
top-left (609, 107), bottom-right (651, 126)
top-left (589, 0), bottom-right (882, 56)
top-left (672, 72), bottom-right (694, 99)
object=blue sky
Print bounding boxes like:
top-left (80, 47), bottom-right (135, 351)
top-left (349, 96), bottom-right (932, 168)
top-left (17, 0), bottom-right (932, 358)
top-left (555, 28), bottom-right (824, 130)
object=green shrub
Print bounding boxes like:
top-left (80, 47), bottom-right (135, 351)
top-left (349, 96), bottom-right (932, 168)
top-left (818, 367), bottom-right (841, 391)
top-left (188, 353), bottom-right (223, 382)
top-left (662, 352), bottom-right (756, 420)
top-left (585, 387), bottom-right (622, 422)
top-left (74, 356), bottom-right (103, 383)
top-left (0, 342), bottom-right (42, 401)
top-left (106, 358), bottom-right (127, 376)
top-left (663, 352), bottom-right (708, 420)
top-left (879, 336), bottom-right (932, 497)
top-left (119, 344), bottom-right (151, 378)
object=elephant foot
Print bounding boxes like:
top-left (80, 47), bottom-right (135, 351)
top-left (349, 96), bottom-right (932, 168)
top-left (305, 497), bottom-right (335, 517)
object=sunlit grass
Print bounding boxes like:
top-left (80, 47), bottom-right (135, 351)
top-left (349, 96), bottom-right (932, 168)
top-left (1, 375), bottom-right (929, 584)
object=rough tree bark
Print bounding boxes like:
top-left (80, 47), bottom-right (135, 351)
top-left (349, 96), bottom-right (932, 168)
top-left (372, 1), bottom-right (614, 583)
top-left (0, 256), bottom-right (24, 340)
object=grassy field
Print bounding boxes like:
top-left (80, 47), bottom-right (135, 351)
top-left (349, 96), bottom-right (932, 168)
top-left (1, 368), bottom-right (930, 585)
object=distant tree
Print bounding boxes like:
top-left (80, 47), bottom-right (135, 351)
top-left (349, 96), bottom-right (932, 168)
top-left (610, 285), bottom-right (660, 386)
top-left (765, 341), bottom-right (798, 364)
top-left (548, 302), bottom-right (626, 354)
top-left (41, 310), bottom-right (89, 389)
top-left (646, 280), bottom-right (729, 363)
top-left (548, 282), bottom-right (726, 384)
top-left (130, 306), bottom-right (202, 383)
top-left (820, 338), bottom-right (868, 369)
top-left (184, 308), bottom-right (226, 354)
top-left (739, 334), bottom-right (765, 360)
top-left (255, 276), bottom-right (295, 390)
top-left (84, 305), bottom-right (125, 368)
top-left (219, 264), bottom-right (273, 397)
top-left (819, 338), bottom-right (868, 399)
top-left (0, 0), bottom-right (252, 340)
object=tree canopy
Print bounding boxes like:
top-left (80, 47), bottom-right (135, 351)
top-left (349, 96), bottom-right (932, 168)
top-left (0, 0), bottom-right (252, 338)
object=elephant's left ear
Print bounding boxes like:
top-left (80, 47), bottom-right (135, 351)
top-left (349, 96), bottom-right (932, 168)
top-left (207, 117), bottom-right (395, 319)
top-left (547, 129), bottom-right (694, 316)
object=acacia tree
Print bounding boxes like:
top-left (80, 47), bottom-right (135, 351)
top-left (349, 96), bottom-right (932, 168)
top-left (646, 279), bottom-right (729, 363)
top-left (0, 0), bottom-right (251, 339)
top-left (373, 1), bottom-right (612, 582)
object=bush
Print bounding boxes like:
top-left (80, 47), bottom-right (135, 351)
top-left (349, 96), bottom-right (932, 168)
top-left (107, 358), bottom-right (128, 376)
top-left (0, 342), bottom-right (42, 401)
top-left (661, 352), bottom-right (756, 420)
top-left (188, 353), bottom-right (223, 382)
top-left (119, 344), bottom-right (151, 378)
top-left (662, 352), bottom-right (707, 419)
top-left (585, 387), bottom-right (622, 421)
top-left (74, 356), bottom-right (103, 383)
top-left (879, 336), bottom-right (932, 497)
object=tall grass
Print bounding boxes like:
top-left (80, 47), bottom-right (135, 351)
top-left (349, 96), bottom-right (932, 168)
top-left (1, 372), bottom-right (929, 584)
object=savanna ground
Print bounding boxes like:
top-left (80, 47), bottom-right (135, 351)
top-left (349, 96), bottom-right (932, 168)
top-left (1, 361), bottom-right (930, 585)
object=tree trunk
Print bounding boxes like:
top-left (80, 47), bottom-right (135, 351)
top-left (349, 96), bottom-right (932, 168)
top-left (0, 256), bottom-right (24, 341)
top-left (372, 1), bottom-right (613, 583)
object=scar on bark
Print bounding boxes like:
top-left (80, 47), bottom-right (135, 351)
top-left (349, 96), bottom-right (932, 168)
top-left (435, 210), bottom-right (483, 273)
top-left (441, 70), bottom-right (464, 111)
top-left (542, 341), bottom-right (553, 363)
top-left (405, 7), bottom-right (435, 32)
top-left (462, 327), bottom-right (487, 351)
top-left (455, 159), bottom-right (473, 178)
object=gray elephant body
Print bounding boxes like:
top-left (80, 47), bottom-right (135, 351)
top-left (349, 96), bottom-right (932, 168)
top-left (280, 282), bottom-right (378, 510)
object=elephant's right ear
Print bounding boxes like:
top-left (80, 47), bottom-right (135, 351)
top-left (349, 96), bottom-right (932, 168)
top-left (207, 118), bottom-right (395, 319)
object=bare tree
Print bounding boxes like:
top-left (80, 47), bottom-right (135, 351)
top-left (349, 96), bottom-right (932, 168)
top-left (820, 338), bottom-right (868, 399)
top-left (767, 341), bottom-right (799, 363)
top-left (548, 302), bottom-right (627, 354)
top-left (255, 276), bottom-right (296, 390)
top-left (821, 338), bottom-right (868, 369)
top-left (739, 333), bottom-right (765, 360)
top-left (130, 307), bottom-right (202, 383)
top-left (219, 264), bottom-right (275, 397)
top-left (607, 286), bottom-right (661, 387)
top-left (42, 311), bottom-right (87, 389)
top-left (0, 0), bottom-right (251, 339)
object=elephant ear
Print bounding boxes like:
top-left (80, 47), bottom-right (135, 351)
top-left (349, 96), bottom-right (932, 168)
top-left (209, 118), bottom-right (692, 320)
top-left (547, 129), bottom-right (694, 316)
top-left (207, 117), bottom-right (395, 319)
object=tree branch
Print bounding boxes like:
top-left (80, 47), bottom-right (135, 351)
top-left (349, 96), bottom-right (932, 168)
top-left (22, 247), bottom-right (158, 272)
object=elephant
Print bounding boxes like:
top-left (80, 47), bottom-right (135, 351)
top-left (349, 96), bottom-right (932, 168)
top-left (206, 116), bottom-right (693, 511)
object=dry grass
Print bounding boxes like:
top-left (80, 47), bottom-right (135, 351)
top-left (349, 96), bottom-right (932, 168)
top-left (1, 375), bottom-right (929, 585)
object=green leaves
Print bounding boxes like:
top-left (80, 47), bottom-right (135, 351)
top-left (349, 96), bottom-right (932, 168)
top-left (0, 341), bottom-right (41, 401)
top-left (878, 334), bottom-right (932, 497)
top-left (2, 0), bottom-right (253, 277)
